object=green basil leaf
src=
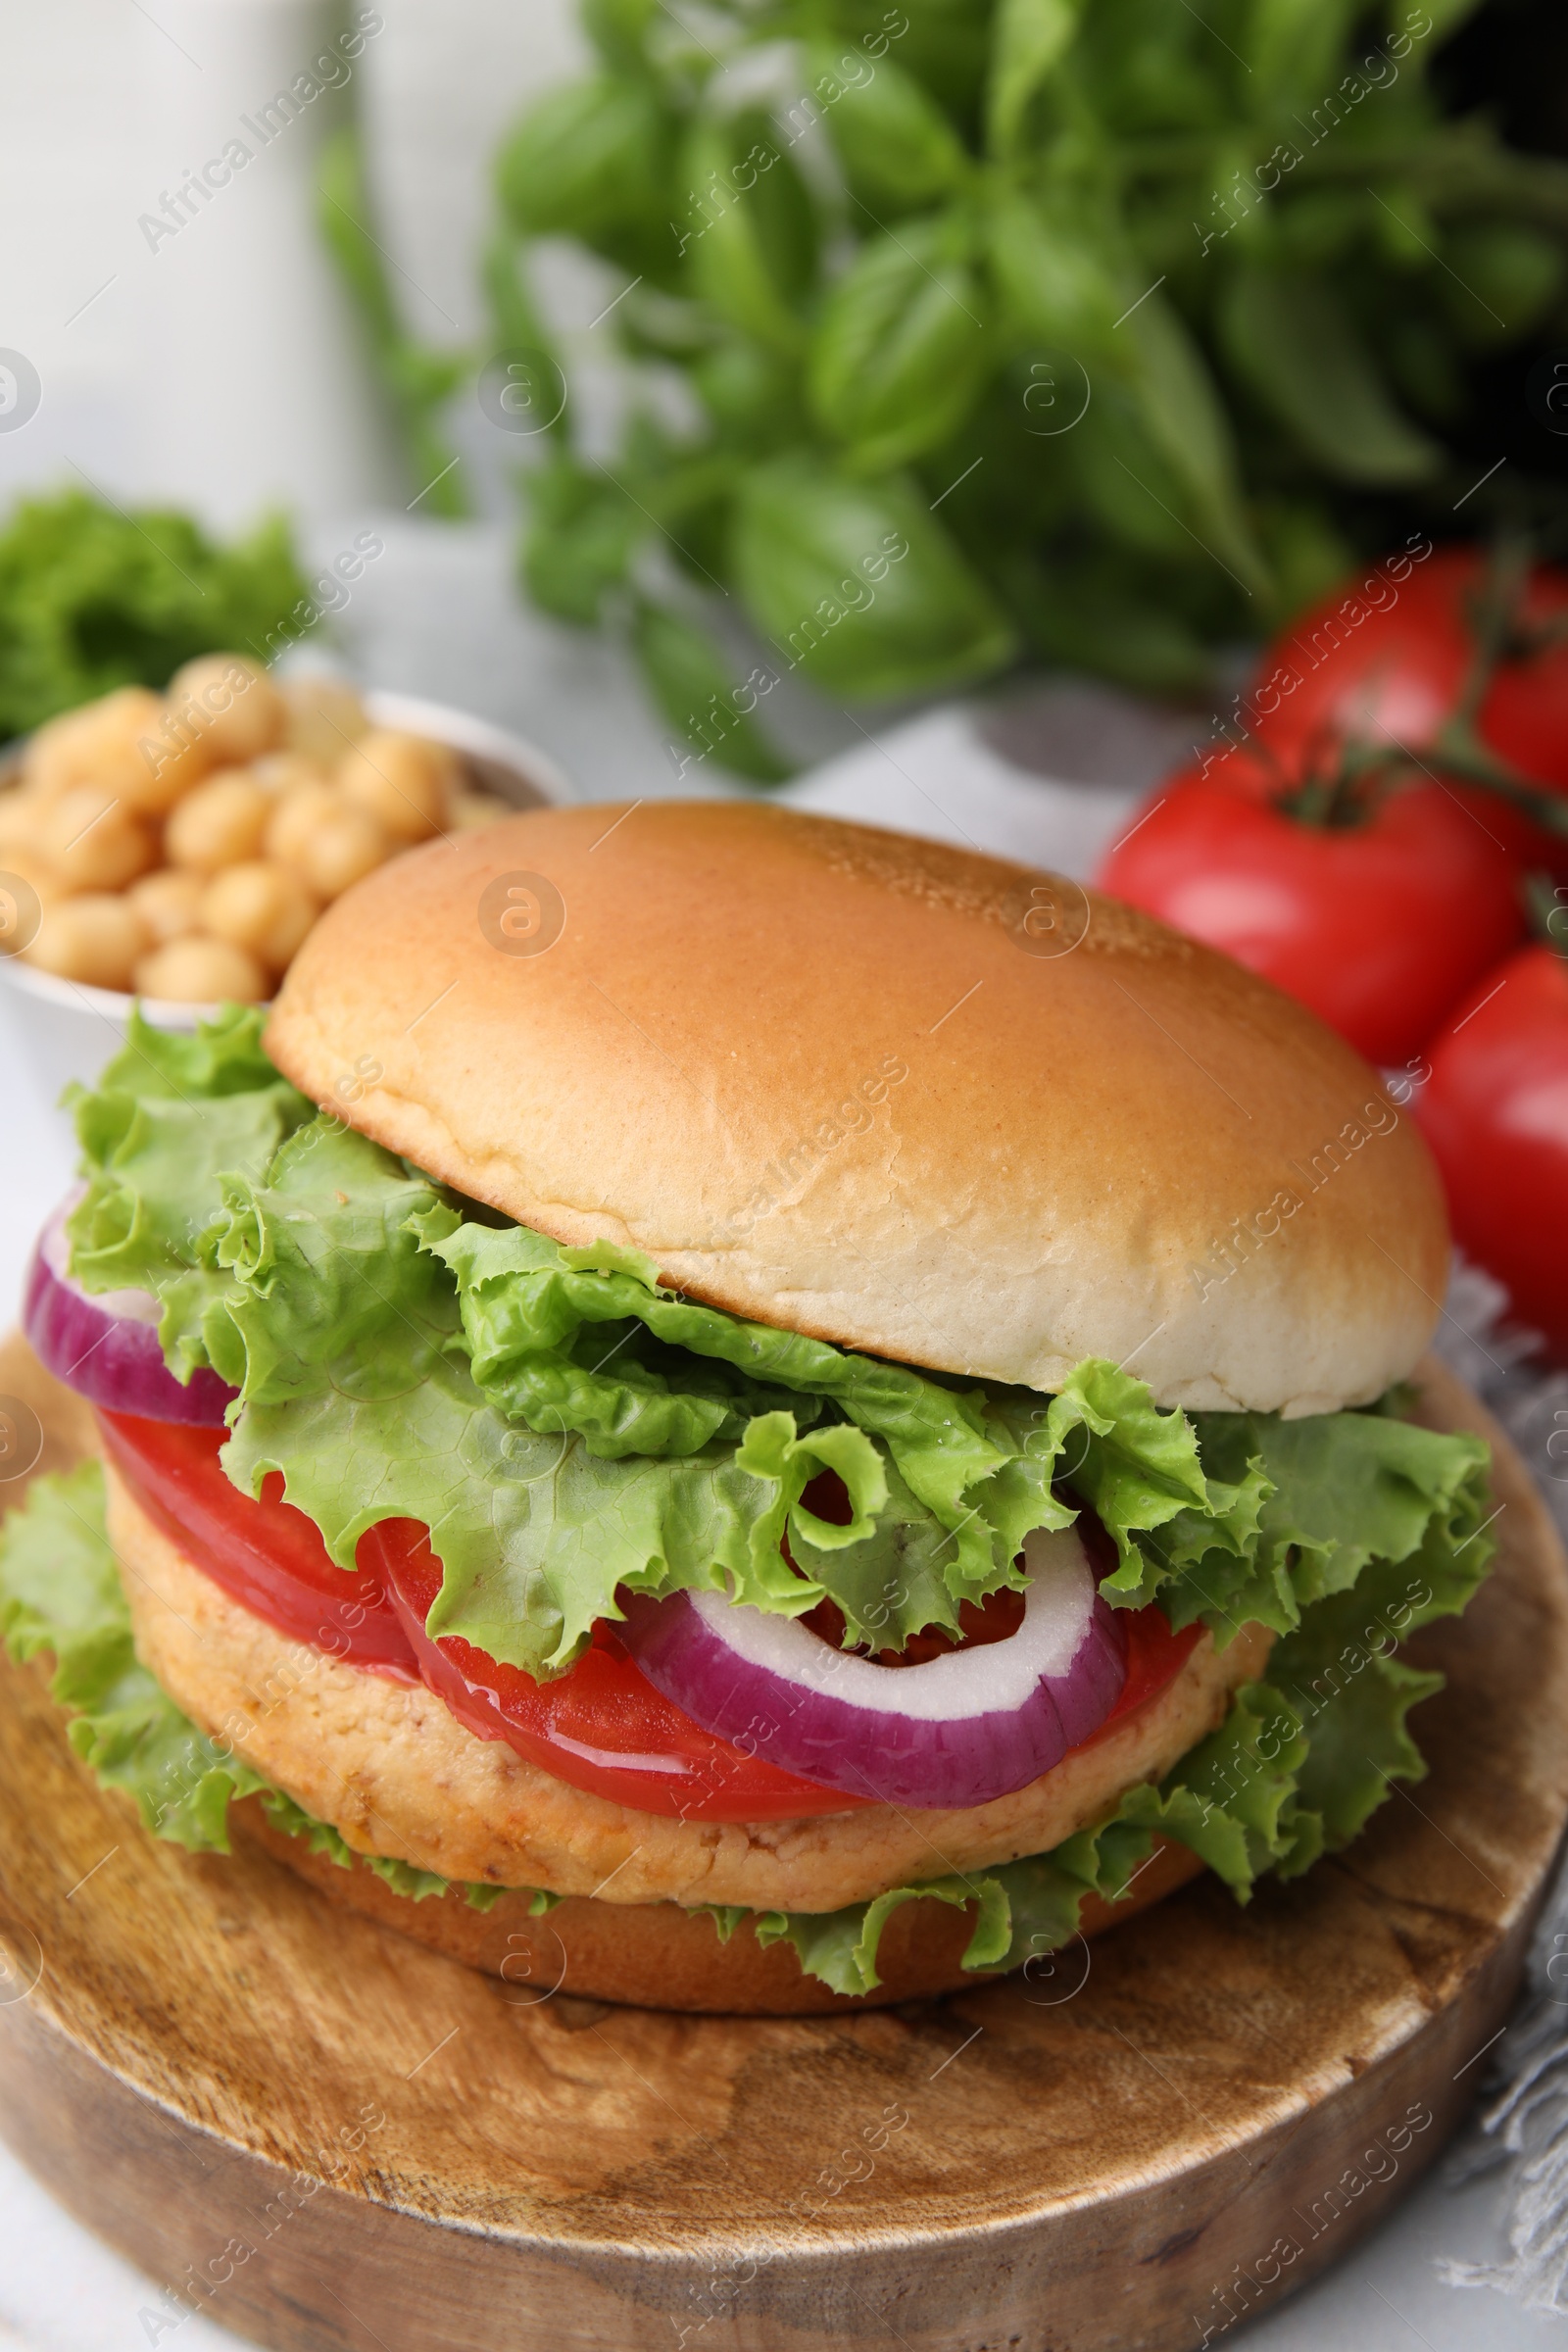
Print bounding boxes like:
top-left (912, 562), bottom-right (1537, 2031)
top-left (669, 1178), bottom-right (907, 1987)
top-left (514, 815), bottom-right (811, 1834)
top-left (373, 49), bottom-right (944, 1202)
top-left (679, 113), bottom-right (817, 357)
top-left (985, 191), bottom-right (1125, 357)
top-left (730, 454), bottom-right (1016, 698)
top-left (1442, 224), bottom-right (1565, 346)
top-left (496, 77), bottom-right (674, 264)
top-left (1422, 0), bottom-right (1490, 32)
top-left (1220, 266), bottom-right (1441, 484)
top-left (692, 342), bottom-right (805, 448)
top-left (839, 2), bottom-right (994, 135)
top-left (1005, 545), bottom-right (1214, 692)
top-left (808, 219), bottom-right (989, 472)
top-left (986, 0), bottom-right (1083, 157)
top-left (807, 43), bottom-right (967, 210)
top-left (630, 600), bottom-right (795, 785)
top-left (1246, 0), bottom-right (1361, 101)
top-left (1066, 387), bottom-right (1217, 563)
top-left (1120, 293), bottom-right (1269, 595)
top-left (581, 0), bottom-right (660, 74)
top-left (521, 458), bottom-right (640, 625)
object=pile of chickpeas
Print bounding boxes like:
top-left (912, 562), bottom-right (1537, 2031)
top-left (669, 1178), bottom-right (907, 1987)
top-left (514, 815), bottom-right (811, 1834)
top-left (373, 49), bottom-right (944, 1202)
top-left (0, 654), bottom-right (508, 1002)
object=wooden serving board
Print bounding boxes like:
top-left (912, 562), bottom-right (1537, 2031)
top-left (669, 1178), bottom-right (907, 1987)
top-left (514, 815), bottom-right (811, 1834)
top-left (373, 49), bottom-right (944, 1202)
top-left (1, 1332), bottom-right (1566, 2352)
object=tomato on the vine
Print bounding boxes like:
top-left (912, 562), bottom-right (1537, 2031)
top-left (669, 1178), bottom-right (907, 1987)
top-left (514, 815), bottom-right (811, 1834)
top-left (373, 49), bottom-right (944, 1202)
top-left (1097, 744), bottom-right (1526, 1067)
top-left (1416, 942), bottom-right (1568, 1359)
top-left (1251, 545), bottom-right (1568, 793)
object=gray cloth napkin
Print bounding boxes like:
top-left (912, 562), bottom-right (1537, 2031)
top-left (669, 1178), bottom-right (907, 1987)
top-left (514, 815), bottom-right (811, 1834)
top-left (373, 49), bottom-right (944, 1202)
top-left (1433, 1263), bottom-right (1568, 2314)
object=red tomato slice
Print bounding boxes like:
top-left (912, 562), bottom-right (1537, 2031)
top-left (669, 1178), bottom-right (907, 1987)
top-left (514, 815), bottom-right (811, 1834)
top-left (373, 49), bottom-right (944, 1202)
top-left (360, 1519), bottom-right (864, 1821)
top-left (97, 1409), bottom-right (417, 1675)
top-left (100, 1407), bottom-right (1204, 1822)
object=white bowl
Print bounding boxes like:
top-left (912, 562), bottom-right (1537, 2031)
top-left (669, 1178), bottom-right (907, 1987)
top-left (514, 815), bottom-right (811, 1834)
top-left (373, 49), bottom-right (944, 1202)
top-left (0, 691), bottom-right (568, 1110)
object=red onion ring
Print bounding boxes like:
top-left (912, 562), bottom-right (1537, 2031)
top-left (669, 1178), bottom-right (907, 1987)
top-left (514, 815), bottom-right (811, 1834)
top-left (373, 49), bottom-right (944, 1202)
top-left (24, 1198), bottom-right (235, 1426)
top-left (617, 1523), bottom-right (1129, 1811)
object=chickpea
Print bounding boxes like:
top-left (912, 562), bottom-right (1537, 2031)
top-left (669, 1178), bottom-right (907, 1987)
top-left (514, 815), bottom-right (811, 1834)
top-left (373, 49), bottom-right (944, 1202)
top-left (137, 705), bottom-right (219, 809)
top-left (23, 709), bottom-right (93, 798)
top-left (337, 729), bottom-right (456, 843)
top-left (37, 785), bottom-right (156, 892)
top-left (128, 867), bottom-right (205, 945)
top-left (200, 860), bottom-right (318, 973)
top-left (265, 780), bottom-right (339, 867)
top-left (0, 786), bottom-right (47, 861)
top-left (168, 654), bottom-right (286, 765)
top-left (291, 803), bottom-right (391, 901)
top-left (134, 933), bottom-right (268, 1004)
top-left (0, 841), bottom-right (65, 906)
top-left (25, 894), bottom-right (149, 991)
top-left (165, 770), bottom-right (272, 873)
top-left (250, 752), bottom-right (332, 797)
top-left (282, 675), bottom-right (367, 766)
top-left (24, 688), bottom-right (167, 808)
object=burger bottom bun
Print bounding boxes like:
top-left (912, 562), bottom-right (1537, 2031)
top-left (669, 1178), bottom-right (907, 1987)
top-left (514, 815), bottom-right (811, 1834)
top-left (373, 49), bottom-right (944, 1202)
top-left (235, 1793), bottom-right (1204, 2013)
top-left (107, 1460), bottom-right (1270, 1914)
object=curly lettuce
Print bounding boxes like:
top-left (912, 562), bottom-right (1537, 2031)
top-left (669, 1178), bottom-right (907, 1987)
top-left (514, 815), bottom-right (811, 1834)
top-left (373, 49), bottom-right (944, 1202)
top-left (65, 1007), bottom-right (314, 1378)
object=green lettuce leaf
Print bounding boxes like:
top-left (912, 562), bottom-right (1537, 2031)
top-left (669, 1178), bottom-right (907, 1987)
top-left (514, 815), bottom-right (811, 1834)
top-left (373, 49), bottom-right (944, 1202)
top-left (0, 1457), bottom-right (271, 1847)
top-left (65, 1005), bottom-right (314, 1383)
top-left (208, 1116), bottom-right (833, 1672)
top-left (1140, 1407), bottom-right (1493, 1648)
top-left (423, 1205), bottom-right (1054, 1593)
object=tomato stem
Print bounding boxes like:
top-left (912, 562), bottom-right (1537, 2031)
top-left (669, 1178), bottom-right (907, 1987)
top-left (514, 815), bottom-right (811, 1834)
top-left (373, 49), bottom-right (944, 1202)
top-left (1526, 871), bottom-right (1568, 962)
top-left (1273, 736), bottom-right (1401, 829)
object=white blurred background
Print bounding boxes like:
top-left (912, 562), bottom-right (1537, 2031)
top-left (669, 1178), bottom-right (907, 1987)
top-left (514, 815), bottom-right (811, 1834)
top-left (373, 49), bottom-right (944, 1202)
top-left (1, 0), bottom-right (577, 525)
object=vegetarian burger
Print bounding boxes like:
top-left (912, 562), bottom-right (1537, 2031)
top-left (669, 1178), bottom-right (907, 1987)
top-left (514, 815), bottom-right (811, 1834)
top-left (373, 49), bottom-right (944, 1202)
top-left (6, 804), bottom-right (1494, 2012)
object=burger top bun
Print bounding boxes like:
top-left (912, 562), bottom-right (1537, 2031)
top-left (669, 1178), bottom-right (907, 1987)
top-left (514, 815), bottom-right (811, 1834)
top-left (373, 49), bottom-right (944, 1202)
top-left (266, 803), bottom-right (1447, 1417)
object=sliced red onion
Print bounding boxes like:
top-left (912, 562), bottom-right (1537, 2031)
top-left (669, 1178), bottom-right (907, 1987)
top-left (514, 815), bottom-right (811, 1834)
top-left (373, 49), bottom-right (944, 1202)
top-left (616, 1524), bottom-right (1128, 1811)
top-left (24, 1198), bottom-right (235, 1426)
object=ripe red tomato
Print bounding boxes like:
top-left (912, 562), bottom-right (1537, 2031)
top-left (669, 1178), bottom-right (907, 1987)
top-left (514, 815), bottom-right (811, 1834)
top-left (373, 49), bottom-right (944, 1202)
top-left (1098, 746), bottom-right (1526, 1066)
top-left (1250, 545), bottom-right (1568, 791)
top-left (1416, 943), bottom-right (1568, 1358)
top-left (97, 1410), bottom-right (417, 1673)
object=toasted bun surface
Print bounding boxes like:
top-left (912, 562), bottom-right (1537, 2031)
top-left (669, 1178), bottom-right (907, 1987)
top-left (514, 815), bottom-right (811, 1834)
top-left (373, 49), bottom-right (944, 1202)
top-left (107, 1462), bottom-right (1269, 1917)
top-left (267, 804), bottom-right (1446, 1413)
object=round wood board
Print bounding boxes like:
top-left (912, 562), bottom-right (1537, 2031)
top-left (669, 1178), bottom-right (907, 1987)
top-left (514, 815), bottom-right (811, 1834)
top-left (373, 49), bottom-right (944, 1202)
top-left (1, 1333), bottom-right (1566, 2352)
